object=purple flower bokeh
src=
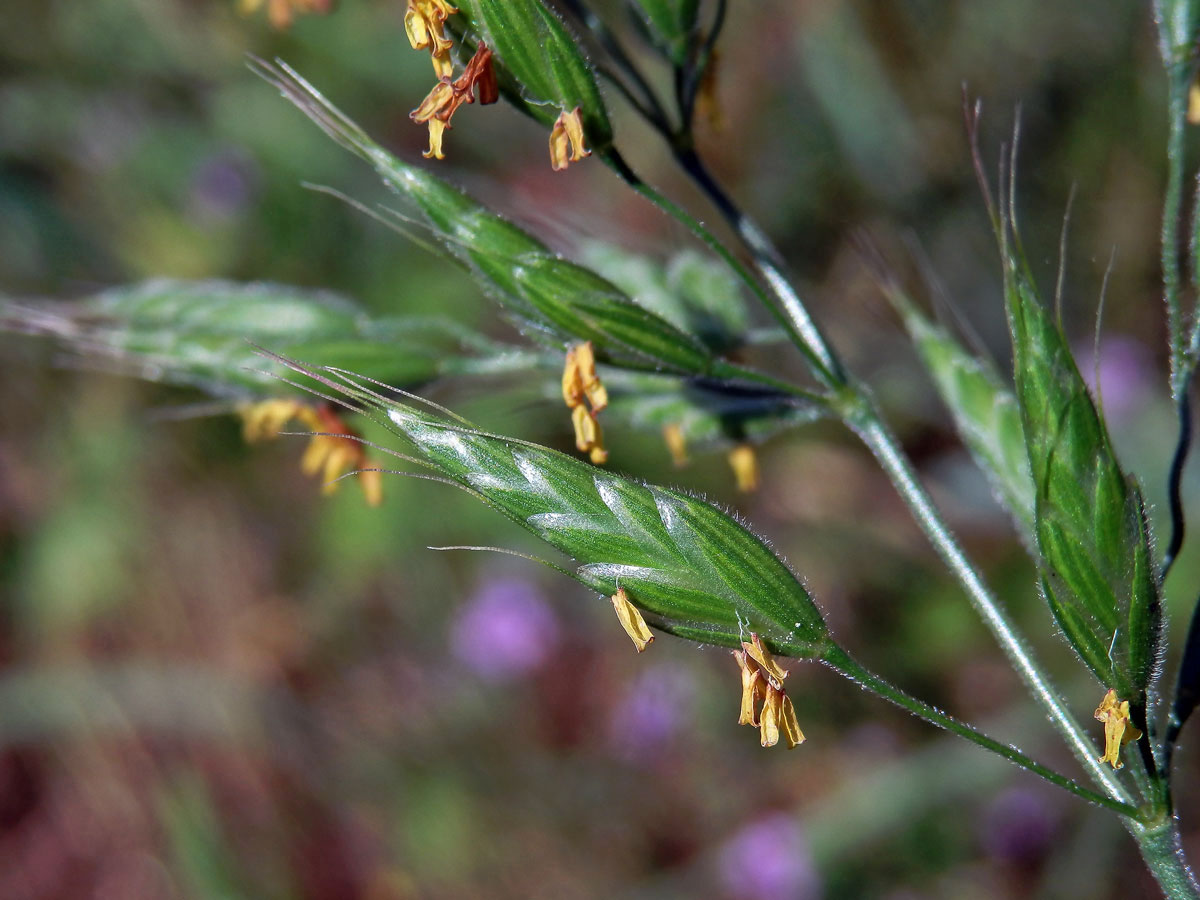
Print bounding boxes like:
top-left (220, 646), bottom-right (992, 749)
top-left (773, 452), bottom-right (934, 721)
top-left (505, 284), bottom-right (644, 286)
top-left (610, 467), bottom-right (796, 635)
top-left (1076, 335), bottom-right (1155, 426)
top-left (978, 786), bottom-right (1058, 864)
top-left (449, 577), bottom-right (560, 682)
top-left (718, 814), bottom-right (821, 900)
top-left (189, 149), bottom-right (258, 222)
top-left (606, 663), bottom-right (695, 760)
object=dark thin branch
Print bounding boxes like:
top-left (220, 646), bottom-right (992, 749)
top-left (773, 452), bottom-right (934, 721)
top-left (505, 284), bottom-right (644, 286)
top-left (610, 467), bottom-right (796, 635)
top-left (673, 145), bottom-right (784, 270)
top-left (678, 0), bottom-right (727, 129)
top-left (1163, 589), bottom-right (1200, 789)
top-left (1163, 385), bottom-right (1193, 580)
top-left (595, 63), bottom-right (666, 126)
top-left (556, 0), bottom-right (674, 132)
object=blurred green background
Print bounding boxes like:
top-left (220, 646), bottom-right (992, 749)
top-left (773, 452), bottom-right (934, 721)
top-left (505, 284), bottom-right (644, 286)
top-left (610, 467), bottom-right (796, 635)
top-left (1, 0), bottom-right (1197, 897)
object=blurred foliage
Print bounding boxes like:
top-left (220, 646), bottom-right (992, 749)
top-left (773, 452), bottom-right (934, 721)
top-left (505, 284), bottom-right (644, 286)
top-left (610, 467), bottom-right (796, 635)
top-left (1, 1), bottom-right (1198, 898)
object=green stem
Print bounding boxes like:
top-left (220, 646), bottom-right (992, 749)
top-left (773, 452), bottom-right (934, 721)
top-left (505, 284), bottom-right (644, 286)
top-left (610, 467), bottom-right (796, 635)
top-left (1164, 75), bottom-right (1188, 396)
top-left (605, 138), bottom-right (1133, 808)
top-left (596, 52), bottom-right (1137, 809)
top-left (843, 399), bottom-right (1136, 806)
top-left (1189, 168), bottom-right (1200, 357)
top-left (1131, 816), bottom-right (1200, 899)
top-left (593, 5), bottom-right (1197, 882)
top-left (822, 645), bottom-right (1142, 818)
top-left (1157, 0), bottom-right (1200, 381)
top-left (600, 148), bottom-right (842, 388)
top-left (671, 146), bottom-right (845, 383)
top-left (629, 128), bottom-right (1135, 807)
top-left (583, 28), bottom-right (843, 382)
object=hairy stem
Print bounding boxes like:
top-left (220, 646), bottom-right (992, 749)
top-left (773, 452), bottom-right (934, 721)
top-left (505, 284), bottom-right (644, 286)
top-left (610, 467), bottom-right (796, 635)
top-left (822, 645), bottom-right (1142, 818)
top-left (600, 148), bottom-right (841, 387)
top-left (591, 11), bottom-right (1138, 813)
top-left (1157, 0), bottom-right (1200, 390)
top-left (671, 146), bottom-right (845, 382)
top-left (842, 398), bottom-right (1135, 805)
top-left (1165, 85), bottom-right (1188, 395)
top-left (637, 135), bottom-right (1133, 805)
top-left (1131, 816), bottom-right (1200, 899)
top-left (605, 136), bottom-right (1133, 808)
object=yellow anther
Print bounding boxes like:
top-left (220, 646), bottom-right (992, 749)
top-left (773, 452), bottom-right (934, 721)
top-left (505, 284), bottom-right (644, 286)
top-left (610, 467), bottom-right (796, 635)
top-left (237, 400), bottom-right (383, 505)
top-left (741, 633), bottom-right (787, 687)
top-left (421, 117), bottom-right (448, 160)
top-left (575, 342), bottom-right (607, 411)
top-left (404, 0), bottom-right (459, 78)
top-left (778, 692), bottom-right (805, 748)
top-left (562, 351), bottom-right (585, 409)
top-left (611, 588), bottom-right (654, 652)
top-left (1094, 689), bottom-right (1142, 769)
top-left (663, 423), bottom-right (689, 467)
top-left (571, 404), bottom-right (597, 453)
top-left (358, 467), bottom-right (384, 508)
top-left (760, 684), bottom-right (783, 747)
top-left (549, 107), bottom-right (591, 171)
top-left (728, 444), bottom-right (760, 492)
top-left (732, 634), bottom-right (803, 749)
top-left (734, 651), bottom-right (765, 726)
top-left (563, 342), bottom-right (609, 465)
top-left (409, 44), bottom-right (495, 159)
top-left (240, 0), bottom-right (332, 29)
